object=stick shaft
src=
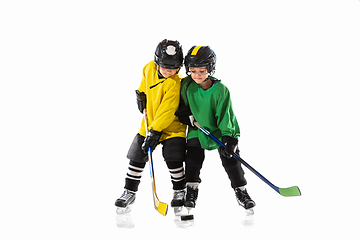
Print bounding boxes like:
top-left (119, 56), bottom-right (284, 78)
top-left (193, 122), bottom-right (301, 197)
top-left (143, 109), bottom-right (168, 215)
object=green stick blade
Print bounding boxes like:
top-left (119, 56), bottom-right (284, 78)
top-left (279, 186), bottom-right (301, 197)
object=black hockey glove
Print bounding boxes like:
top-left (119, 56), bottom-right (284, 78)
top-left (175, 108), bottom-right (195, 127)
top-left (141, 129), bottom-right (162, 153)
top-left (219, 136), bottom-right (238, 158)
top-left (135, 90), bottom-right (146, 113)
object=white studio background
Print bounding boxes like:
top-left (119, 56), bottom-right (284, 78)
top-left (1, 0), bottom-right (359, 239)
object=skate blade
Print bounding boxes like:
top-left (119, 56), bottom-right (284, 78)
top-left (173, 206), bottom-right (183, 216)
top-left (245, 208), bottom-right (254, 215)
top-left (185, 207), bottom-right (194, 213)
top-left (116, 205), bottom-right (132, 214)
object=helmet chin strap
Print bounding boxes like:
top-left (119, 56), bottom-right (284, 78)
top-left (155, 64), bottom-right (165, 79)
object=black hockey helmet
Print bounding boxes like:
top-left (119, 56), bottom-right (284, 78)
top-left (184, 46), bottom-right (216, 75)
top-left (154, 39), bottom-right (183, 69)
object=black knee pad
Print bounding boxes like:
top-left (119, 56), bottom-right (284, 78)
top-left (162, 137), bottom-right (186, 162)
top-left (127, 134), bottom-right (148, 163)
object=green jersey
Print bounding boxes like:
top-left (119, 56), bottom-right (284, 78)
top-left (180, 76), bottom-right (240, 150)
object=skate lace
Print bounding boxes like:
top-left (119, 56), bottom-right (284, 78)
top-left (120, 190), bottom-right (134, 201)
top-left (173, 190), bottom-right (185, 200)
top-left (187, 188), bottom-right (198, 200)
top-left (236, 189), bottom-right (251, 202)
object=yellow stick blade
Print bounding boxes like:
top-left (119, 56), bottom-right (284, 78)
top-left (157, 202), bottom-right (168, 216)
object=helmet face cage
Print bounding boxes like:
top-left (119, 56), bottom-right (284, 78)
top-left (154, 39), bottom-right (183, 69)
top-left (184, 46), bottom-right (216, 75)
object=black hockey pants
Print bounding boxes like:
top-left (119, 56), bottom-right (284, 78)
top-left (185, 138), bottom-right (247, 189)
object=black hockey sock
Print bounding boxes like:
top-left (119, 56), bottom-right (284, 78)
top-left (124, 160), bottom-right (146, 192)
top-left (185, 146), bottom-right (205, 183)
top-left (166, 161), bottom-right (185, 190)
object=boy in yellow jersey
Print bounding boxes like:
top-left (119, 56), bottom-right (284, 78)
top-left (115, 40), bottom-right (187, 213)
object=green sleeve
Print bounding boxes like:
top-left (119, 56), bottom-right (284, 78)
top-left (215, 86), bottom-right (240, 138)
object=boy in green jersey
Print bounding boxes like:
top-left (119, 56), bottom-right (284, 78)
top-left (176, 46), bottom-right (256, 211)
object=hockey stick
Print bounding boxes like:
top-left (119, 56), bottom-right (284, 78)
top-left (193, 121), bottom-right (301, 197)
top-left (143, 109), bottom-right (168, 216)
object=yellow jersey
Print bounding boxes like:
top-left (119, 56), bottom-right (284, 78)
top-left (137, 61), bottom-right (186, 142)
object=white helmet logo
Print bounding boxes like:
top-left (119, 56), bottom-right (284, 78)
top-left (166, 45), bottom-right (176, 55)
